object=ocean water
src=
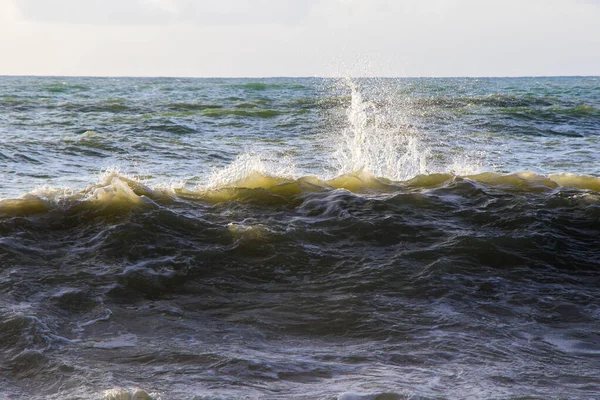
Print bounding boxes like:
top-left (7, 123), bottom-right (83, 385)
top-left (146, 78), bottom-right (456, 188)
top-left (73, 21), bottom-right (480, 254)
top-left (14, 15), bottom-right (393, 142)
top-left (0, 76), bottom-right (599, 400)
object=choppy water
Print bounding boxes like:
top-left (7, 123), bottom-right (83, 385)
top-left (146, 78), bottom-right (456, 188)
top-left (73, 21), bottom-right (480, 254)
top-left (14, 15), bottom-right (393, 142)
top-left (1, 76), bottom-right (599, 400)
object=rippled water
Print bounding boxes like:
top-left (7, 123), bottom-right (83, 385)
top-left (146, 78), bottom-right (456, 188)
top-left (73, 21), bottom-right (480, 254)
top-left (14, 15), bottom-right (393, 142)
top-left (1, 76), bottom-right (599, 400)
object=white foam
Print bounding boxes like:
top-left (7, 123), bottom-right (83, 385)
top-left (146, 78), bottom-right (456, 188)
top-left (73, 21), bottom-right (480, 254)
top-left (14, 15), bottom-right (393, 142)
top-left (204, 152), bottom-right (297, 189)
top-left (103, 388), bottom-right (157, 400)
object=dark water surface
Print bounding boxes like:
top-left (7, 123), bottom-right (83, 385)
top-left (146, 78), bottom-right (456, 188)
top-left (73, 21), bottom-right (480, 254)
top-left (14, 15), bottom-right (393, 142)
top-left (1, 77), bottom-right (599, 399)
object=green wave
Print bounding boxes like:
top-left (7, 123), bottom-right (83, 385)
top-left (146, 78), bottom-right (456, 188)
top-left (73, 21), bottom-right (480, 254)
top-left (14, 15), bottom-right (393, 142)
top-left (201, 108), bottom-right (282, 118)
top-left (226, 82), bottom-right (307, 91)
top-left (2, 170), bottom-right (599, 217)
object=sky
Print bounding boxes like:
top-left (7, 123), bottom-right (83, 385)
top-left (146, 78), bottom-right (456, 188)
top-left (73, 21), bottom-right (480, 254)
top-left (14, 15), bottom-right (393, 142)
top-left (0, 0), bottom-right (599, 77)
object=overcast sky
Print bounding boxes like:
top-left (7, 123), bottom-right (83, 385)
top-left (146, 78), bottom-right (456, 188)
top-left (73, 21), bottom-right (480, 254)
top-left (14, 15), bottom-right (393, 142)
top-left (1, 0), bottom-right (599, 77)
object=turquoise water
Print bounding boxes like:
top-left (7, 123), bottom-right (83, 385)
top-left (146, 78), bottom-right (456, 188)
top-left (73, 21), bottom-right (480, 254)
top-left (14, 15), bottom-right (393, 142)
top-left (1, 76), bottom-right (599, 399)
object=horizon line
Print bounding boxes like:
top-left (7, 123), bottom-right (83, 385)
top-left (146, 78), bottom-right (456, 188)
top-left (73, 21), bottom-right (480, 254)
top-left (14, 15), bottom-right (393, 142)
top-left (1, 73), bottom-right (598, 80)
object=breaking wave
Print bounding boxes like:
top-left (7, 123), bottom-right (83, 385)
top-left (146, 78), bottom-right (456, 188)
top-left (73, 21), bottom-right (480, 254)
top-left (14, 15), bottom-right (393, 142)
top-left (2, 168), bottom-right (599, 218)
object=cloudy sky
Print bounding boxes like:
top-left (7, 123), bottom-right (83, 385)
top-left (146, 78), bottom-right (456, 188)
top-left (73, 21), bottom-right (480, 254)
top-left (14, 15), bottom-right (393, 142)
top-left (0, 0), bottom-right (599, 77)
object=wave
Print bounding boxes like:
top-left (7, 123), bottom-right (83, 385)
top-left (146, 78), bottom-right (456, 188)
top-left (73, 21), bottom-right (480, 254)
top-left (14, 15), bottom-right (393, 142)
top-left (1, 169), bottom-right (599, 218)
top-left (226, 82), bottom-right (308, 91)
top-left (103, 388), bottom-right (155, 400)
top-left (165, 102), bottom-right (223, 111)
top-left (413, 94), bottom-right (556, 109)
top-left (201, 107), bottom-right (282, 118)
top-left (43, 83), bottom-right (91, 93)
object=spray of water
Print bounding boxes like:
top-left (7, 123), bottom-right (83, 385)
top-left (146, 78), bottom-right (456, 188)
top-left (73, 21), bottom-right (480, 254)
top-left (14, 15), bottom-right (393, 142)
top-left (202, 77), bottom-right (483, 188)
top-left (331, 78), bottom-right (430, 180)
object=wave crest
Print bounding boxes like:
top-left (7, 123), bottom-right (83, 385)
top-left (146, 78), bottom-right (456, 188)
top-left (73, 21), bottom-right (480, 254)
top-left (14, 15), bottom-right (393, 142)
top-left (4, 169), bottom-right (599, 218)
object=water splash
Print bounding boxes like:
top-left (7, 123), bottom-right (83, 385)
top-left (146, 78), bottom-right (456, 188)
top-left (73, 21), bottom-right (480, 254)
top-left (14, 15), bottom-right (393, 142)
top-left (332, 79), bottom-right (430, 181)
top-left (330, 78), bottom-right (486, 180)
top-left (188, 78), bottom-right (486, 188)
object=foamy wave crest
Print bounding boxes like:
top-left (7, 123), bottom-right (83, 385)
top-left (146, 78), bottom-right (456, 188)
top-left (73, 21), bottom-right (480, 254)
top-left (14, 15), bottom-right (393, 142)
top-left (203, 152), bottom-right (298, 189)
top-left (93, 168), bottom-right (173, 203)
top-left (103, 388), bottom-right (157, 400)
top-left (1, 170), bottom-right (600, 216)
top-left (0, 168), bottom-right (174, 216)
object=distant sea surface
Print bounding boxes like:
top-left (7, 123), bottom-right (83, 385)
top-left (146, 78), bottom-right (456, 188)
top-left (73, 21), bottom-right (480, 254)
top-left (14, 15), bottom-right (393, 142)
top-left (1, 76), bottom-right (599, 400)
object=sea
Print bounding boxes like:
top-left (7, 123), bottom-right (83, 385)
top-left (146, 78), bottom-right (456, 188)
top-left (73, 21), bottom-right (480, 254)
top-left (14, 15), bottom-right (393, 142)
top-left (0, 76), bottom-right (599, 400)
